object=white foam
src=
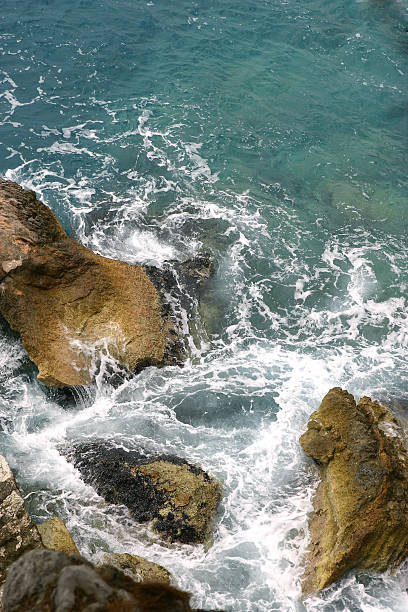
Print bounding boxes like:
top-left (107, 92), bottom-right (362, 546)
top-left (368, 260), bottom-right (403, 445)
top-left (3, 87), bottom-right (408, 610)
top-left (127, 229), bottom-right (177, 265)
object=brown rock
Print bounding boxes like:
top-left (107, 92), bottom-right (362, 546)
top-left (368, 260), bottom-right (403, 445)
top-left (0, 178), bottom-right (172, 387)
top-left (0, 455), bottom-right (43, 585)
top-left (103, 552), bottom-right (171, 584)
top-left (2, 549), bottom-right (208, 611)
top-left (37, 517), bottom-right (79, 555)
top-left (63, 442), bottom-right (222, 545)
top-left (300, 387), bottom-right (408, 595)
top-left (135, 460), bottom-right (220, 544)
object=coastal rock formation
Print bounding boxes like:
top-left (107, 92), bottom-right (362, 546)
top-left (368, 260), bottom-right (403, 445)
top-left (300, 387), bottom-right (408, 595)
top-left (63, 442), bottom-right (221, 545)
top-left (37, 517), bottom-right (79, 556)
top-left (102, 552), bottom-right (171, 584)
top-left (2, 549), bottom-right (222, 611)
top-left (143, 253), bottom-right (215, 364)
top-left (0, 178), bottom-right (174, 387)
top-left (0, 455), bottom-right (43, 585)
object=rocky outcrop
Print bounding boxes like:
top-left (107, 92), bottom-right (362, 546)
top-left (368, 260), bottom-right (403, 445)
top-left (0, 455), bottom-right (43, 585)
top-left (37, 517), bottom-right (79, 556)
top-left (0, 178), bottom-right (176, 387)
top-left (102, 552), bottom-right (171, 584)
top-left (143, 253), bottom-right (215, 365)
top-left (300, 387), bottom-right (408, 595)
top-left (63, 442), bottom-right (221, 545)
top-left (2, 549), bottom-right (223, 611)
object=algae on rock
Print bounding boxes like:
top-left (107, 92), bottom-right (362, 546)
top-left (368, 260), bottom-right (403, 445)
top-left (62, 442), bottom-right (221, 545)
top-left (300, 387), bottom-right (408, 595)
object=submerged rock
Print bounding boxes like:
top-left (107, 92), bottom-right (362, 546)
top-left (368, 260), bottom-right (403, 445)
top-left (102, 552), bottom-right (171, 584)
top-left (2, 549), bottom-right (222, 611)
top-left (0, 455), bottom-right (43, 584)
top-left (63, 442), bottom-right (221, 545)
top-left (0, 178), bottom-right (178, 387)
top-left (300, 387), bottom-right (408, 595)
top-left (144, 252), bottom-right (216, 358)
top-left (37, 517), bottom-right (79, 556)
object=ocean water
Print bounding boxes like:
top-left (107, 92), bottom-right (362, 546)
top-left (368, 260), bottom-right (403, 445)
top-left (1, 0), bottom-right (408, 609)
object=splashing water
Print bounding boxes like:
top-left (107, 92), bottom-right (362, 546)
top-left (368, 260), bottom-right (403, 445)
top-left (1, 0), bottom-right (408, 609)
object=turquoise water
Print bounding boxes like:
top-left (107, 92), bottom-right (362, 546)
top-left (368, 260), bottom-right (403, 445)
top-left (1, 0), bottom-right (408, 609)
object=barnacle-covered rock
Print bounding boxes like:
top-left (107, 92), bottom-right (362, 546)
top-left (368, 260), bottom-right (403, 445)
top-left (63, 442), bottom-right (221, 545)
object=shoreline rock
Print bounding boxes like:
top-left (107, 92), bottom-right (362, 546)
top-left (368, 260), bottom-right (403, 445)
top-left (0, 178), bottom-right (179, 387)
top-left (300, 387), bottom-right (408, 595)
top-left (102, 552), bottom-right (171, 584)
top-left (62, 442), bottom-right (221, 545)
top-left (0, 455), bottom-right (43, 585)
top-left (37, 517), bottom-right (79, 556)
top-left (2, 549), bottom-right (224, 611)
top-left (0, 456), bottom-right (222, 610)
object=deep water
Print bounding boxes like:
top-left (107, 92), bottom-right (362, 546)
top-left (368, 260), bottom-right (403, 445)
top-left (1, 0), bottom-right (408, 610)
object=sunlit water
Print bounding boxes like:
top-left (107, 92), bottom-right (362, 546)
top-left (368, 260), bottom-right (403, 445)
top-left (1, 0), bottom-right (408, 609)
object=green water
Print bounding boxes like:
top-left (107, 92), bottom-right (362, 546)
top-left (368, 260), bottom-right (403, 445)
top-left (1, 0), bottom-right (408, 609)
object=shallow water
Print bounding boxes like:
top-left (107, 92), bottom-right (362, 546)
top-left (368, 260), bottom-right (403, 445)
top-left (1, 0), bottom-right (408, 609)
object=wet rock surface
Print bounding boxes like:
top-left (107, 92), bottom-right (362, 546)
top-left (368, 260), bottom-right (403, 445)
top-left (143, 253), bottom-right (216, 362)
top-left (2, 549), bottom-right (223, 611)
top-left (62, 442), bottom-right (221, 545)
top-left (0, 455), bottom-right (43, 585)
top-left (37, 517), bottom-right (79, 556)
top-left (300, 387), bottom-right (408, 595)
top-left (0, 178), bottom-right (176, 387)
top-left (102, 552), bottom-right (171, 584)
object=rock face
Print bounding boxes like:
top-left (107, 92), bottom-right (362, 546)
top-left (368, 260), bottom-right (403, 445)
top-left (2, 549), bottom-right (220, 612)
top-left (103, 552), bottom-right (171, 584)
top-left (63, 442), bottom-right (221, 545)
top-left (0, 455), bottom-right (43, 584)
top-left (300, 387), bottom-right (408, 595)
top-left (0, 178), bottom-right (172, 387)
top-left (37, 517), bottom-right (79, 556)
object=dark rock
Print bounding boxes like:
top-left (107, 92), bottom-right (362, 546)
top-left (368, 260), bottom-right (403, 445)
top-left (143, 253), bottom-right (216, 364)
top-left (2, 549), bottom-right (224, 611)
top-left (300, 388), bottom-right (408, 595)
top-left (145, 253), bottom-right (215, 301)
top-left (62, 442), bottom-right (221, 545)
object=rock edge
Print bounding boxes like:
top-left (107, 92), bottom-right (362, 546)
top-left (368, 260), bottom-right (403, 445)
top-left (300, 387), bottom-right (408, 595)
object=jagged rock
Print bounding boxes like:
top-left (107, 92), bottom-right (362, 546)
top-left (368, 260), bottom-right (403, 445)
top-left (103, 552), bottom-right (171, 584)
top-left (0, 455), bottom-right (43, 584)
top-left (145, 254), bottom-right (215, 302)
top-left (0, 178), bottom-right (178, 387)
top-left (3, 550), bottom-right (199, 612)
top-left (62, 442), bottom-right (221, 545)
top-left (174, 255), bottom-right (215, 286)
top-left (300, 387), bottom-right (408, 595)
top-left (37, 517), bottom-right (79, 556)
top-left (144, 252), bottom-right (216, 357)
top-left (2, 549), bottom-right (224, 611)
